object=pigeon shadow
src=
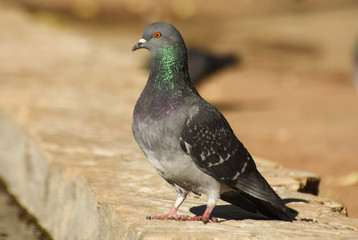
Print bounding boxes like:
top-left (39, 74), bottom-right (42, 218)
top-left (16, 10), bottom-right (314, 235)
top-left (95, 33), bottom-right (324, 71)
top-left (187, 47), bottom-right (240, 85)
top-left (190, 202), bottom-right (298, 222)
top-left (283, 198), bottom-right (309, 204)
top-left (190, 204), bottom-right (266, 221)
top-left (211, 99), bottom-right (271, 113)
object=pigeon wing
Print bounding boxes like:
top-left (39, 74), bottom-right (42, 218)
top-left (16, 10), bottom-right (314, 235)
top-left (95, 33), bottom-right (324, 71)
top-left (179, 103), bottom-right (290, 220)
top-left (179, 104), bottom-right (255, 189)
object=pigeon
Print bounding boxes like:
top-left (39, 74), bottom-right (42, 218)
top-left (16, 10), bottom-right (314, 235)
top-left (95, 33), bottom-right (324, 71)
top-left (132, 22), bottom-right (291, 223)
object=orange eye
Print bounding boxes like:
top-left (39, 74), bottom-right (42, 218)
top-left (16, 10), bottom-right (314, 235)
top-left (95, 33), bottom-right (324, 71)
top-left (154, 32), bottom-right (162, 38)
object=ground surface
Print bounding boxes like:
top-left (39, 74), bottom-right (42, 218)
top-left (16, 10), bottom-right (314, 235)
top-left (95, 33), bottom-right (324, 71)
top-left (0, 1), bottom-right (358, 238)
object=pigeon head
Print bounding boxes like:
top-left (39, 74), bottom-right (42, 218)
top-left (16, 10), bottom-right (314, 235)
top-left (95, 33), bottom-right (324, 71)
top-left (132, 22), bottom-right (192, 96)
top-left (132, 22), bottom-right (186, 54)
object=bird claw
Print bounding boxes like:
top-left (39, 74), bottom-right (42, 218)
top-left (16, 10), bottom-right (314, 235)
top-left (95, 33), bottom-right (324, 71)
top-left (146, 214), bottom-right (218, 223)
top-left (183, 215), bottom-right (218, 224)
top-left (146, 214), bottom-right (189, 221)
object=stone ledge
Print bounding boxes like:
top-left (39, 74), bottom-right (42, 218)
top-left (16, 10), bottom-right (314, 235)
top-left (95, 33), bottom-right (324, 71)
top-left (1, 112), bottom-right (358, 239)
top-left (0, 3), bottom-right (358, 239)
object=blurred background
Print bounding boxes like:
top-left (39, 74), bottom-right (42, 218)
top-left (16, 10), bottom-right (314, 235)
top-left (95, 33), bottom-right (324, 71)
top-left (0, 0), bottom-right (358, 229)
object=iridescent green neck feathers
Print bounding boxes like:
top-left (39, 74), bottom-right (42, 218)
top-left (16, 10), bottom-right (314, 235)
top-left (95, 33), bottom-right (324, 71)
top-left (150, 44), bottom-right (190, 93)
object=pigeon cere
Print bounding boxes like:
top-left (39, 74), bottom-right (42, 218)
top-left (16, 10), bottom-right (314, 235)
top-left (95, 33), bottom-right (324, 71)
top-left (132, 22), bottom-right (291, 223)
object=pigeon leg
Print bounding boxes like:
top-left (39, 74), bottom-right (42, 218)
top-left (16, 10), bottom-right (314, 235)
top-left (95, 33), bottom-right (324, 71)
top-left (147, 192), bottom-right (189, 220)
top-left (177, 193), bottom-right (219, 223)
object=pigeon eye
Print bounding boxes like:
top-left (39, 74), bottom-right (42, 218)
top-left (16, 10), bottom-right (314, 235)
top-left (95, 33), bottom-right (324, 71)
top-left (154, 32), bottom-right (162, 38)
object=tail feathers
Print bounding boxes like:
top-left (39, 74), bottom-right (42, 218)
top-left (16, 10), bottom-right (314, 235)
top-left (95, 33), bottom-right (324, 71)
top-left (241, 191), bottom-right (291, 221)
top-left (222, 169), bottom-right (291, 221)
top-left (220, 191), bottom-right (291, 221)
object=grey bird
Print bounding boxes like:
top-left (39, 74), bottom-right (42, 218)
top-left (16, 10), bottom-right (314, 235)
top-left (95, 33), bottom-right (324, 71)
top-left (132, 22), bottom-right (291, 223)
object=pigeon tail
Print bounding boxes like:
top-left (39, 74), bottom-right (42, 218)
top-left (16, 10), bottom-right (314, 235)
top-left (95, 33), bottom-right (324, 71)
top-left (228, 169), bottom-right (292, 221)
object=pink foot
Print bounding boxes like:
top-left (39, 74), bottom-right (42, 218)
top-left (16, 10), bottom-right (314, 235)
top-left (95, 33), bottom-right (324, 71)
top-left (191, 205), bottom-right (217, 224)
top-left (146, 213), bottom-right (189, 221)
top-left (146, 204), bottom-right (191, 221)
top-left (147, 206), bottom-right (217, 224)
top-left (182, 205), bottom-right (217, 223)
top-left (146, 214), bottom-right (217, 223)
top-left (179, 215), bottom-right (218, 224)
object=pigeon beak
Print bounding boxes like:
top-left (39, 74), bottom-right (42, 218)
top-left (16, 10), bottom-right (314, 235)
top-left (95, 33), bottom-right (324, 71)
top-left (132, 38), bottom-right (146, 52)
